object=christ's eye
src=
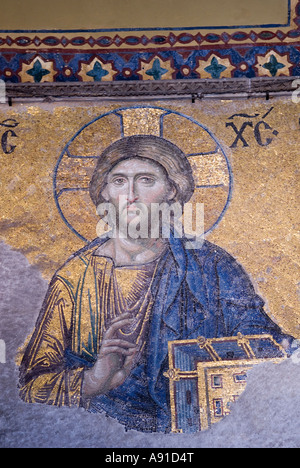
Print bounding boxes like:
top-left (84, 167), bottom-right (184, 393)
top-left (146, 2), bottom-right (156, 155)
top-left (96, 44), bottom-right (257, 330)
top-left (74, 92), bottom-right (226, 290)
top-left (138, 176), bottom-right (155, 185)
top-left (112, 177), bottom-right (126, 186)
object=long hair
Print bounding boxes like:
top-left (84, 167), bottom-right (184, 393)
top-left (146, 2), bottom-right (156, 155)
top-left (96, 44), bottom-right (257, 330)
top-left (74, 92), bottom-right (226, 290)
top-left (89, 135), bottom-right (195, 206)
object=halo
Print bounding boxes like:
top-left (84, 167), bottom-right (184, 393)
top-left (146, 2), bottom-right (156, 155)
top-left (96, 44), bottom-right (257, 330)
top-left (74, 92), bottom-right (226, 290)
top-left (53, 106), bottom-right (233, 243)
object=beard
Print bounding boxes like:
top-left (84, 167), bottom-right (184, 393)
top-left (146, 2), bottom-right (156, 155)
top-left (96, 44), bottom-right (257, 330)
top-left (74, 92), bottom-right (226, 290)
top-left (97, 196), bottom-right (184, 241)
top-left (118, 200), bottom-right (151, 240)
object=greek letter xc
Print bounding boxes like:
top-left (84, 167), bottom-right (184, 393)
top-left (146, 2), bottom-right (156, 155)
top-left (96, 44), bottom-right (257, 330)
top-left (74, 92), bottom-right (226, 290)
top-left (226, 121), bottom-right (253, 148)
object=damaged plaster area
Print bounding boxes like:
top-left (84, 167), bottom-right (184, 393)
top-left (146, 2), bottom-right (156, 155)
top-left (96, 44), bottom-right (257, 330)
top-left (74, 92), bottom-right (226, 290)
top-left (0, 241), bottom-right (300, 448)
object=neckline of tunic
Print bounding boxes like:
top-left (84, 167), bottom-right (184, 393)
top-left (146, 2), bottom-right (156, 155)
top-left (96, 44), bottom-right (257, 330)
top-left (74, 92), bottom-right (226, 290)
top-left (91, 250), bottom-right (167, 270)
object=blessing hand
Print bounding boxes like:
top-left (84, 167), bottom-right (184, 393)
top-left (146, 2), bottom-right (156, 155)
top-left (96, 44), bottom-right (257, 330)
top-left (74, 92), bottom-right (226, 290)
top-left (83, 313), bottom-right (138, 397)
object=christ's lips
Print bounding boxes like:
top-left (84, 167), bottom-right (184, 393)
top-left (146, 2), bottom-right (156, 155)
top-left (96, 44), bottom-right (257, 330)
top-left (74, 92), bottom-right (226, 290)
top-left (119, 203), bottom-right (141, 221)
top-left (126, 203), bottom-right (141, 214)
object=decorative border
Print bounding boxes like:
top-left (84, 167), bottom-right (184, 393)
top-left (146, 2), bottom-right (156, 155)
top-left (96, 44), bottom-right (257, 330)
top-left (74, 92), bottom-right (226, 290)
top-left (0, 0), bottom-right (298, 48)
top-left (4, 76), bottom-right (299, 100)
top-left (0, 1), bottom-right (299, 83)
top-left (0, 26), bottom-right (299, 51)
top-left (1, 26), bottom-right (299, 49)
top-left (1, 45), bottom-right (300, 83)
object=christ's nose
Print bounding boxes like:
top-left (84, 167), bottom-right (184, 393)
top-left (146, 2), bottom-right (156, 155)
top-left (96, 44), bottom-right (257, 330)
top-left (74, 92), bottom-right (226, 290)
top-left (127, 180), bottom-right (138, 204)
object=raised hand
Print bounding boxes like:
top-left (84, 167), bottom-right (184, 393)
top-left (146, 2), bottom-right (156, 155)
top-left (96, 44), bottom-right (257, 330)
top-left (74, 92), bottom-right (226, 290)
top-left (82, 313), bottom-right (138, 397)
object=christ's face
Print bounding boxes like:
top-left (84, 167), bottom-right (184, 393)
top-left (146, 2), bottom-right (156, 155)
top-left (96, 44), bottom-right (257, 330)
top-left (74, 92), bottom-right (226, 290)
top-left (101, 157), bottom-right (176, 235)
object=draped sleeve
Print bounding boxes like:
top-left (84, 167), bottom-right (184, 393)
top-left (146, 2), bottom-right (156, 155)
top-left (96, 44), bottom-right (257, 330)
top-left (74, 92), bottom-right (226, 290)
top-left (187, 239), bottom-right (293, 347)
top-left (19, 276), bottom-right (84, 407)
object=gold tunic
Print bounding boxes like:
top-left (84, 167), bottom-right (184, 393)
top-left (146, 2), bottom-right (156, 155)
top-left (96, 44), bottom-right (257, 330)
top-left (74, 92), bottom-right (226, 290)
top-left (19, 247), bottom-right (158, 407)
top-left (95, 256), bottom-right (158, 355)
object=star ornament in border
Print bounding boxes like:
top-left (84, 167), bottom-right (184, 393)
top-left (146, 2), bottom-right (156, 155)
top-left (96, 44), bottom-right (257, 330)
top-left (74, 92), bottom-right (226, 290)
top-left (18, 56), bottom-right (57, 83)
top-left (78, 58), bottom-right (116, 82)
top-left (138, 57), bottom-right (174, 81)
top-left (255, 51), bottom-right (293, 77)
top-left (196, 54), bottom-right (235, 79)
